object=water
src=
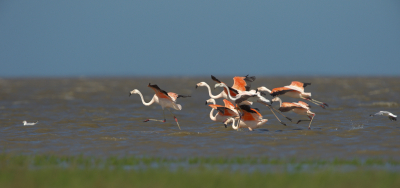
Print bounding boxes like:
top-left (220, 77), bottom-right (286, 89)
top-left (0, 76), bottom-right (399, 159)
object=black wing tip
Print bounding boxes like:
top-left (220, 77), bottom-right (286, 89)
top-left (211, 75), bottom-right (221, 83)
top-left (178, 95), bottom-right (191, 98)
top-left (216, 107), bottom-right (226, 114)
top-left (244, 75), bottom-right (256, 82)
top-left (303, 83), bottom-right (311, 87)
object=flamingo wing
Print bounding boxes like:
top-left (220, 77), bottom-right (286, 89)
top-left (148, 83), bottom-right (172, 100)
top-left (232, 75), bottom-right (256, 91)
top-left (209, 104), bottom-right (235, 115)
top-left (297, 101), bottom-right (311, 109)
top-left (270, 87), bottom-right (298, 97)
top-left (286, 81), bottom-right (311, 92)
top-left (279, 102), bottom-right (302, 112)
top-left (239, 105), bottom-right (262, 121)
top-left (223, 99), bottom-right (235, 110)
top-left (211, 75), bottom-right (239, 96)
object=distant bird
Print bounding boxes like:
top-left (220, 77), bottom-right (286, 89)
top-left (223, 105), bottom-right (268, 131)
top-left (129, 83), bottom-right (190, 130)
top-left (215, 82), bottom-right (290, 126)
top-left (205, 99), bottom-right (239, 122)
top-left (370, 111), bottom-right (397, 121)
top-left (196, 75), bottom-right (255, 105)
top-left (258, 81), bottom-right (328, 109)
top-left (272, 97), bottom-right (316, 129)
top-left (23, 121), bottom-right (38, 126)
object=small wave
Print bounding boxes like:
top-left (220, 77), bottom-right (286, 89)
top-left (100, 137), bottom-right (127, 141)
top-left (350, 125), bottom-right (364, 130)
top-left (358, 102), bottom-right (399, 107)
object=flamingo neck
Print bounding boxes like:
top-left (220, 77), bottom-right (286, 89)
top-left (209, 108), bottom-right (217, 121)
top-left (205, 83), bottom-right (223, 99)
top-left (220, 84), bottom-right (238, 101)
top-left (276, 97), bottom-right (282, 108)
top-left (230, 118), bottom-right (239, 130)
top-left (136, 91), bottom-right (156, 106)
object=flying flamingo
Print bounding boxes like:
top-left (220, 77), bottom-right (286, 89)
top-left (214, 82), bottom-right (290, 126)
top-left (272, 97), bottom-right (316, 129)
top-left (223, 105), bottom-right (268, 131)
top-left (258, 81), bottom-right (328, 109)
top-left (195, 75), bottom-right (255, 105)
top-left (205, 98), bottom-right (239, 122)
top-left (370, 111), bottom-right (397, 121)
top-left (129, 83), bottom-right (190, 130)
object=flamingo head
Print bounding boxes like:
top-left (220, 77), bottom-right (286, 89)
top-left (205, 98), bottom-right (216, 105)
top-left (129, 89), bottom-right (140, 96)
top-left (271, 97), bottom-right (281, 103)
top-left (214, 83), bottom-right (225, 89)
top-left (196, 82), bottom-right (208, 89)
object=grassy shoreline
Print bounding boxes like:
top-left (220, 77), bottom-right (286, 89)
top-left (0, 154), bottom-right (399, 188)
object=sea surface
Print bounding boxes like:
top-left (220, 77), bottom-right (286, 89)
top-left (0, 76), bottom-right (399, 159)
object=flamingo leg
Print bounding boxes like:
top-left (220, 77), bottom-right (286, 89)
top-left (308, 115), bottom-right (314, 129)
top-left (269, 106), bottom-right (293, 122)
top-left (267, 106), bottom-right (286, 126)
top-left (302, 97), bottom-right (326, 109)
top-left (311, 99), bottom-right (328, 107)
top-left (167, 108), bottom-right (181, 130)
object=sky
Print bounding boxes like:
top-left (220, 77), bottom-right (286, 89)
top-left (1, 0), bottom-right (399, 77)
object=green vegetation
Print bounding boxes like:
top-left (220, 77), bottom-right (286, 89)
top-left (0, 154), bottom-right (399, 188)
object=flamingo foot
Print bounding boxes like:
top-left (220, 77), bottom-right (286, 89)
top-left (281, 122), bottom-right (287, 126)
top-left (319, 104), bottom-right (326, 109)
top-left (144, 119), bottom-right (149, 122)
top-left (174, 116), bottom-right (178, 122)
top-left (308, 127), bottom-right (311, 130)
top-left (296, 120), bottom-right (301, 124)
top-left (286, 117), bottom-right (292, 122)
top-left (163, 119), bottom-right (166, 123)
top-left (323, 103), bottom-right (329, 107)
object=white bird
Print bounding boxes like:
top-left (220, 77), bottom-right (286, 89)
top-left (223, 105), bottom-right (268, 131)
top-left (272, 97), bottom-right (316, 129)
top-left (370, 111), bottom-right (397, 121)
top-left (23, 121), bottom-right (38, 126)
top-left (129, 83), bottom-right (190, 130)
top-left (259, 81), bottom-right (328, 109)
top-left (196, 75), bottom-right (255, 105)
top-left (205, 99), bottom-right (239, 122)
top-left (214, 82), bottom-right (290, 126)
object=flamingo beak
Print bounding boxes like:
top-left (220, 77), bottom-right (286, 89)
top-left (129, 92), bottom-right (131, 97)
top-left (195, 85), bottom-right (198, 89)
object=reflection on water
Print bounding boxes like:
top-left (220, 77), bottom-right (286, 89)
top-left (0, 77), bottom-right (399, 159)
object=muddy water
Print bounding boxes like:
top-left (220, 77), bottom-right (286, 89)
top-left (0, 77), bottom-right (399, 159)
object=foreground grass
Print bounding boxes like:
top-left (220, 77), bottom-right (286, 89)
top-left (0, 154), bottom-right (399, 188)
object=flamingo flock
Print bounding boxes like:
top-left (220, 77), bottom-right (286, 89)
top-left (129, 75), bottom-right (396, 131)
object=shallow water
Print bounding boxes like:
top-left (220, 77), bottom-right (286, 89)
top-left (0, 76), bottom-right (399, 159)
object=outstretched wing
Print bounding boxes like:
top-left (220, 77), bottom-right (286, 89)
top-left (239, 105), bottom-right (262, 120)
top-left (148, 83), bottom-right (172, 100)
top-left (223, 99), bottom-right (236, 110)
top-left (297, 101), bottom-right (310, 109)
top-left (232, 75), bottom-right (256, 91)
top-left (211, 75), bottom-right (239, 96)
top-left (286, 81), bottom-right (311, 92)
top-left (279, 102), bottom-right (302, 112)
top-left (270, 87), bottom-right (298, 97)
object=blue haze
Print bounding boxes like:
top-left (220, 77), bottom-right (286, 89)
top-left (0, 1), bottom-right (399, 77)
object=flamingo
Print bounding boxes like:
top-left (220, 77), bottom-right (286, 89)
top-left (272, 97), bottom-right (316, 129)
top-left (195, 75), bottom-right (255, 105)
top-left (370, 111), bottom-right (397, 121)
top-left (260, 81), bottom-right (328, 109)
top-left (214, 82), bottom-right (289, 126)
top-left (129, 83), bottom-right (190, 130)
top-left (223, 105), bottom-right (268, 131)
top-left (205, 98), bottom-right (239, 122)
